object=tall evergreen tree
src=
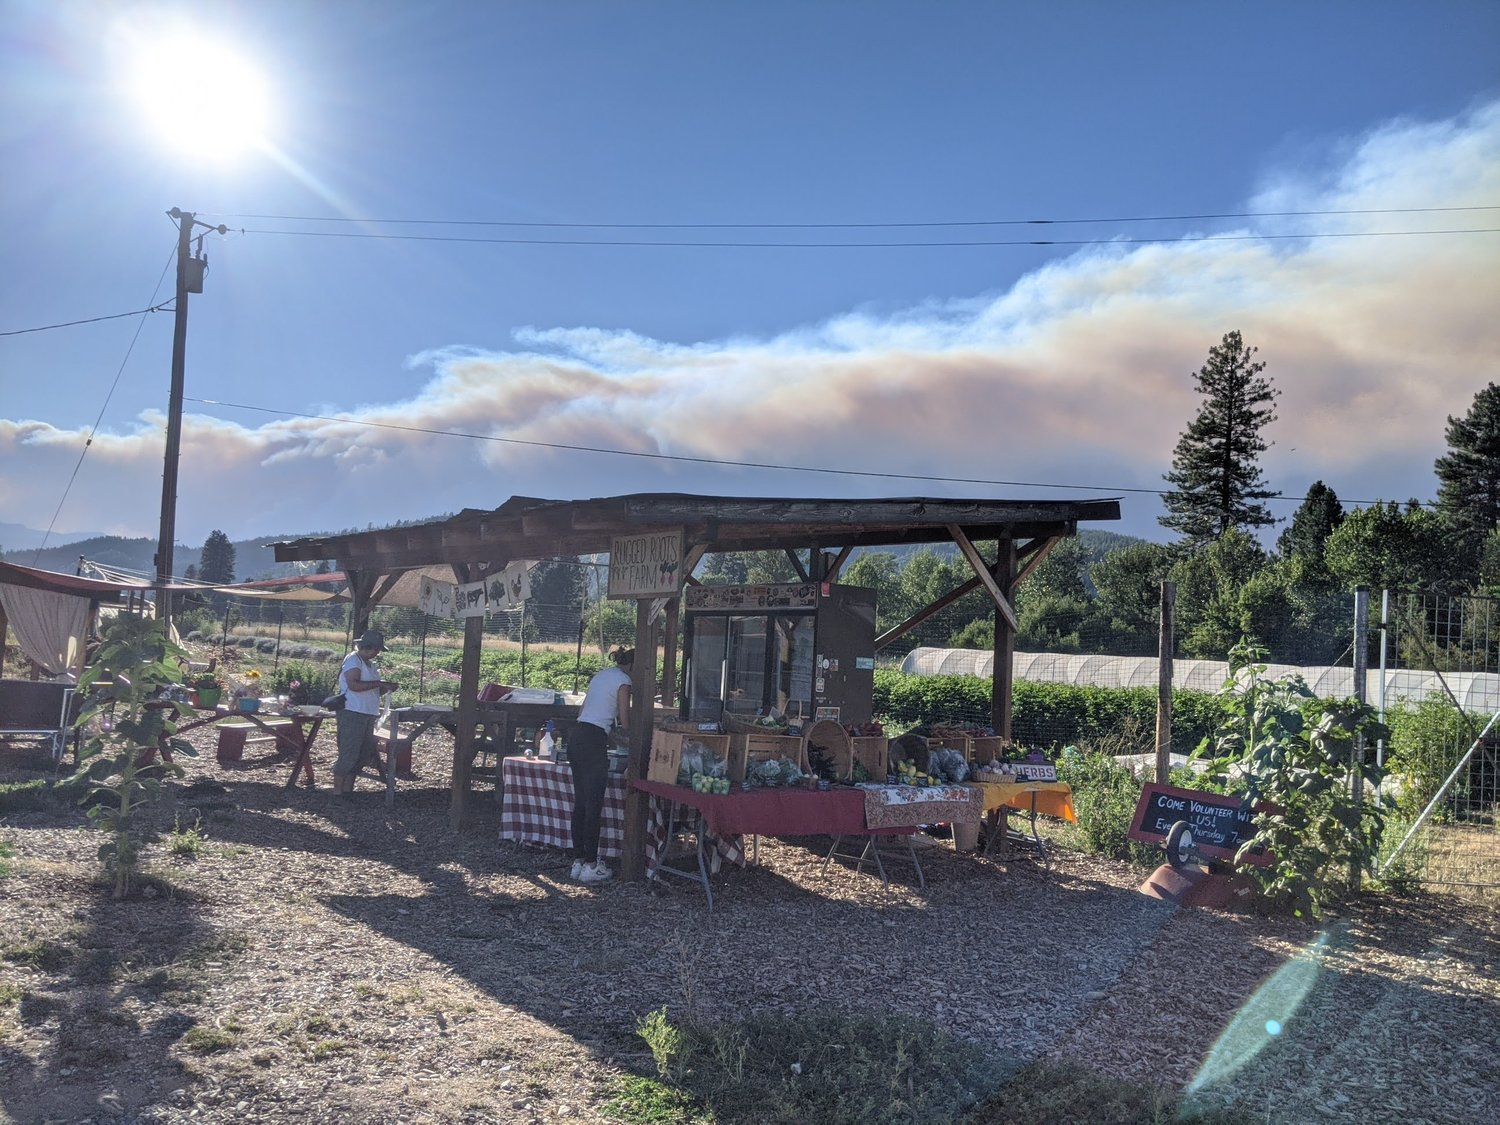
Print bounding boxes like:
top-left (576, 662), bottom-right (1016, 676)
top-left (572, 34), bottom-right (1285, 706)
top-left (1160, 331), bottom-right (1280, 546)
top-left (198, 530), bottom-right (235, 586)
top-left (1434, 383), bottom-right (1500, 549)
top-left (1277, 481), bottom-right (1343, 561)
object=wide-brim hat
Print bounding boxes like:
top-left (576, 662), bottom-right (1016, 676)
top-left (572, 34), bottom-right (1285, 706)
top-left (356, 629), bottom-right (387, 652)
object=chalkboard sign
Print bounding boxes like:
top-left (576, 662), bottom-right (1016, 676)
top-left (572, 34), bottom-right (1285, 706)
top-left (1127, 782), bottom-right (1271, 867)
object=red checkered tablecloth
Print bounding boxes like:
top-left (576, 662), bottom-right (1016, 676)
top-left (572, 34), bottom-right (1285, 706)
top-left (499, 756), bottom-right (625, 859)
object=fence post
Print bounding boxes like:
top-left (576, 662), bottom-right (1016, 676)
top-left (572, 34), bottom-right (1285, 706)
top-left (1350, 587), bottom-right (1369, 893)
top-left (1155, 580), bottom-right (1175, 784)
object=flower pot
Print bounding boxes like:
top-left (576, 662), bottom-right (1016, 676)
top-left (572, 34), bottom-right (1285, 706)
top-left (196, 687), bottom-right (222, 709)
top-left (237, 697), bottom-right (260, 714)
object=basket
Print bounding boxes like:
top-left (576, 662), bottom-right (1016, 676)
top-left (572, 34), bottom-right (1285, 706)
top-left (722, 712), bottom-right (792, 737)
top-left (803, 720), bottom-right (852, 780)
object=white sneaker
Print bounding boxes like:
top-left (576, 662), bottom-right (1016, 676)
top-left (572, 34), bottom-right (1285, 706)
top-left (569, 860), bottom-right (584, 881)
top-left (578, 861), bottom-right (613, 884)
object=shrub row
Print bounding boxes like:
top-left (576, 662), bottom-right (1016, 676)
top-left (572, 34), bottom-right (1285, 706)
top-left (872, 669), bottom-right (1223, 754)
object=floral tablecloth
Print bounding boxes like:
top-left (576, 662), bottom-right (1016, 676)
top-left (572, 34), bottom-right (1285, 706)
top-left (856, 783), bottom-right (984, 830)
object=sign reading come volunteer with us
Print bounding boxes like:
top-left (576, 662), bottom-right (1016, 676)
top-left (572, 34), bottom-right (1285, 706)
top-left (607, 529), bottom-right (685, 599)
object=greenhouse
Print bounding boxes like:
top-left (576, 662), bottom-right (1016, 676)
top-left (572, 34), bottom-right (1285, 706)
top-left (899, 647), bottom-right (1500, 714)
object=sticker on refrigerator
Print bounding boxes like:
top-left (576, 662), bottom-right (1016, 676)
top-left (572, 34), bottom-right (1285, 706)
top-left (854, 656), bottom-right (875, 670)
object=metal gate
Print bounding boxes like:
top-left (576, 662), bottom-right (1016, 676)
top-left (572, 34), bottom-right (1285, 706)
top-left (1377, 591), bottom-right (1500, 898)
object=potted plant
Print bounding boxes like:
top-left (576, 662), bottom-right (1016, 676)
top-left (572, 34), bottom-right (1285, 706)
top-left (187, 670), bottom-right (226, 709)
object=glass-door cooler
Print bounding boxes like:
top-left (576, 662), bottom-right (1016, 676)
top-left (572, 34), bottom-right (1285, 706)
top-left (680, 582), bottom-right (877, 726)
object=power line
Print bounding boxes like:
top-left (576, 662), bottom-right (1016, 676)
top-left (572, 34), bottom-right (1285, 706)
top-left (28, 244), bottom-right (180, 563)
top-left (231, 225), bottom-right (1499, 249)
top-left (183, 395), bottom-right (1409, 509)
top-left (213, 203), bottom-right (1500, 230)
top-left (0, 301), bottom-right (175, 337)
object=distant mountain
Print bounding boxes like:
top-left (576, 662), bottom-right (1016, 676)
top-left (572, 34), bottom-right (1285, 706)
top-left (0, 532), bottom-right (333, 582)
top-left (0, 521), bottom-right (107, 554)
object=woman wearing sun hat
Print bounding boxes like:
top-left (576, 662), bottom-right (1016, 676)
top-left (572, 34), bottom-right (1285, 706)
top-left (334, 628), bottom-right (395, 795)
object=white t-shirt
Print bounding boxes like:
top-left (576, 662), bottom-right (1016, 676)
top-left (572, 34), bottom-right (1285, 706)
top-left (577, 665), bottom-right (631, 731)
top-left (339, 651), bottom-right (382, 716)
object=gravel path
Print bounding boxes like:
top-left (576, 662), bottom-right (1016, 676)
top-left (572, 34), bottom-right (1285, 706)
top-left (1, 724), bottom-right (1495, 1124)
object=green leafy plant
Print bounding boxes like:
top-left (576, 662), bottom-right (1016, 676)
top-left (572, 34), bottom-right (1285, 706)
top-left (70, 615), bottom-right (197, 899)
top-left (1194, 642), bottom-right (1388, 917)
top-left (168, 814), bottom-right (206, 858)
top-left (186, 669), bottom-right (225, 691)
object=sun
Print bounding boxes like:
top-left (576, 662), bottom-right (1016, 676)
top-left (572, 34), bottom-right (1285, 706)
top-left (123, 29), bottom-right (274, 162)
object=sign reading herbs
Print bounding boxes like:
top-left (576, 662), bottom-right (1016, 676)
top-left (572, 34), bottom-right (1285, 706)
top-left (1127, 782), bottom-right (1272, 866)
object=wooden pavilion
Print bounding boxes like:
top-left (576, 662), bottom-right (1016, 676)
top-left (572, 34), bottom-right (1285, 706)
top-left (272, 492), bottom-right (1120, 876)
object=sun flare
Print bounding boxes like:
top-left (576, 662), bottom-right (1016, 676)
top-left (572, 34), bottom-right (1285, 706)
top-left (124, 29), bottom-right (274, 161)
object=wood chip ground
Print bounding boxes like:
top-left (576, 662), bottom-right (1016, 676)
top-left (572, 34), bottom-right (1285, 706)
top-left (1, 723), bottom-right (1495, 1124)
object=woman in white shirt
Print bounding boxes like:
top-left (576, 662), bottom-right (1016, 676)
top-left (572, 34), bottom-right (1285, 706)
top-left (334, 629), bottom-right (395, 795)
top-left (569, 647), bottom-right (633, 883)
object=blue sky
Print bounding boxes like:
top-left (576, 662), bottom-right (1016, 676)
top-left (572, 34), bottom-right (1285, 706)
top-left (2, 0), bottom-right (1498, 564)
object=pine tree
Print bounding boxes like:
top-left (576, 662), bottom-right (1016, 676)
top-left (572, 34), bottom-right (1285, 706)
top-left (1160, 331), bottom-right (1280, 546)
top-left (198, 530), bottom-right (236, 586)
top-left (1434, 383), bottom-right (1500, 550)
top-left (1277, 481), bottom-right (1344, 565)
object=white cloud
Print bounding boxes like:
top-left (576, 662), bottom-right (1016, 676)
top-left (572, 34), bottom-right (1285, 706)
top-left (5, 102), bottom-right (1498, 552)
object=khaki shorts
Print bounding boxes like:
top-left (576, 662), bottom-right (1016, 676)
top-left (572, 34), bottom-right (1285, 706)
top-left (335, 710), bottom-right (376, 777)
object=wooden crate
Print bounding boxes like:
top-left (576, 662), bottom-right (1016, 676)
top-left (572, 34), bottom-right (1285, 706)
top-left (649, 729), bottom-right (732, 784)
top-left (849, 736), bottom-right (888, 781)
top-left (728, 732), bottom-right (806, 782)
top-left (968, 736), bottom-right (1010, 766)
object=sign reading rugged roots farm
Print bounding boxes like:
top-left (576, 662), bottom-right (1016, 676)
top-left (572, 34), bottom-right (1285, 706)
top-left (608, 530), bottom-right (685, 599)
top-left (1127, 782), bottom-right (1271, 866)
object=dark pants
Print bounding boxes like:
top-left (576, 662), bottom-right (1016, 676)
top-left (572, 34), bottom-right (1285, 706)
top-left (569, 722), bottom-right (610, 863)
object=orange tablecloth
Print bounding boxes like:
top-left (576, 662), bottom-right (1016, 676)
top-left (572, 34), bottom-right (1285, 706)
top-left (966, 780), bottom-right (1076, 823)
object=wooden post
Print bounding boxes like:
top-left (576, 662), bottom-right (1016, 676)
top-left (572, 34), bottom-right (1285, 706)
top-left (450, 612), bottom-right (485, 830)
top-left (991, 538), bottom-right (1017, 739)
top-left (661, 596), bottom-right (680, 709)
top-left (1155, 580), bottom-right (1176, 784)
top-left (1349, 586), bottom-right (1369, 893)
top-left (0, 600), bottom-right (7, 679)
top-left (620, 598), bottom-right (655, 881)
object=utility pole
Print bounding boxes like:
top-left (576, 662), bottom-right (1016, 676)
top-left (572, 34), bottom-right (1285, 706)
top-left (154, 207), bottom-right (225, 632)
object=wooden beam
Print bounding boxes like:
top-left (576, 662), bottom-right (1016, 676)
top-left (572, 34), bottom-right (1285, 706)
top-left (1013, 536), bottom-right (1062, 589)
top-left (992, 538), bottom-right (1017, 738)
top-left (873, 575), bottom-right (984, 652)
top-left (784, 549), bottom-right (809, 582)
top-left (948, 524), bottom-right (1019, 631)
top-left (620, 599), bottom-right (655, 881)
top-left (823, 545), bottom-right (854, 582)
top-left (449, 561), bottom-right (492, 831)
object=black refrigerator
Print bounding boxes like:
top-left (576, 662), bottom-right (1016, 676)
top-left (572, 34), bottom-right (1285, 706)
top-left (679, 582), bottom-right (878, 727)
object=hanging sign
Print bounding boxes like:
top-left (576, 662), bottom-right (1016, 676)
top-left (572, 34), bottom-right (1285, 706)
top-left (485, 560), bottom-right (533, 612)
top-left (455, 579), bottom-right (488, 618)
top-left (418, 576), bottom-right (457, 619)
top-left (608, 529), bottom-right (684, 599)
top-left (685, 582), bottom-right (819, 611)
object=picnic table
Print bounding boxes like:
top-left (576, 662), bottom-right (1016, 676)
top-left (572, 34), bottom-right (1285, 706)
top-left (146, 702), bottom-right (334, 789)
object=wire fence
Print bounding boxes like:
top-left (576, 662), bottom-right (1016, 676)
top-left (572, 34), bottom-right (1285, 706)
top-left (196, 578), bottom-right (1498, 894)
top-left (1379, 592), bottom-right (1500, 895)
